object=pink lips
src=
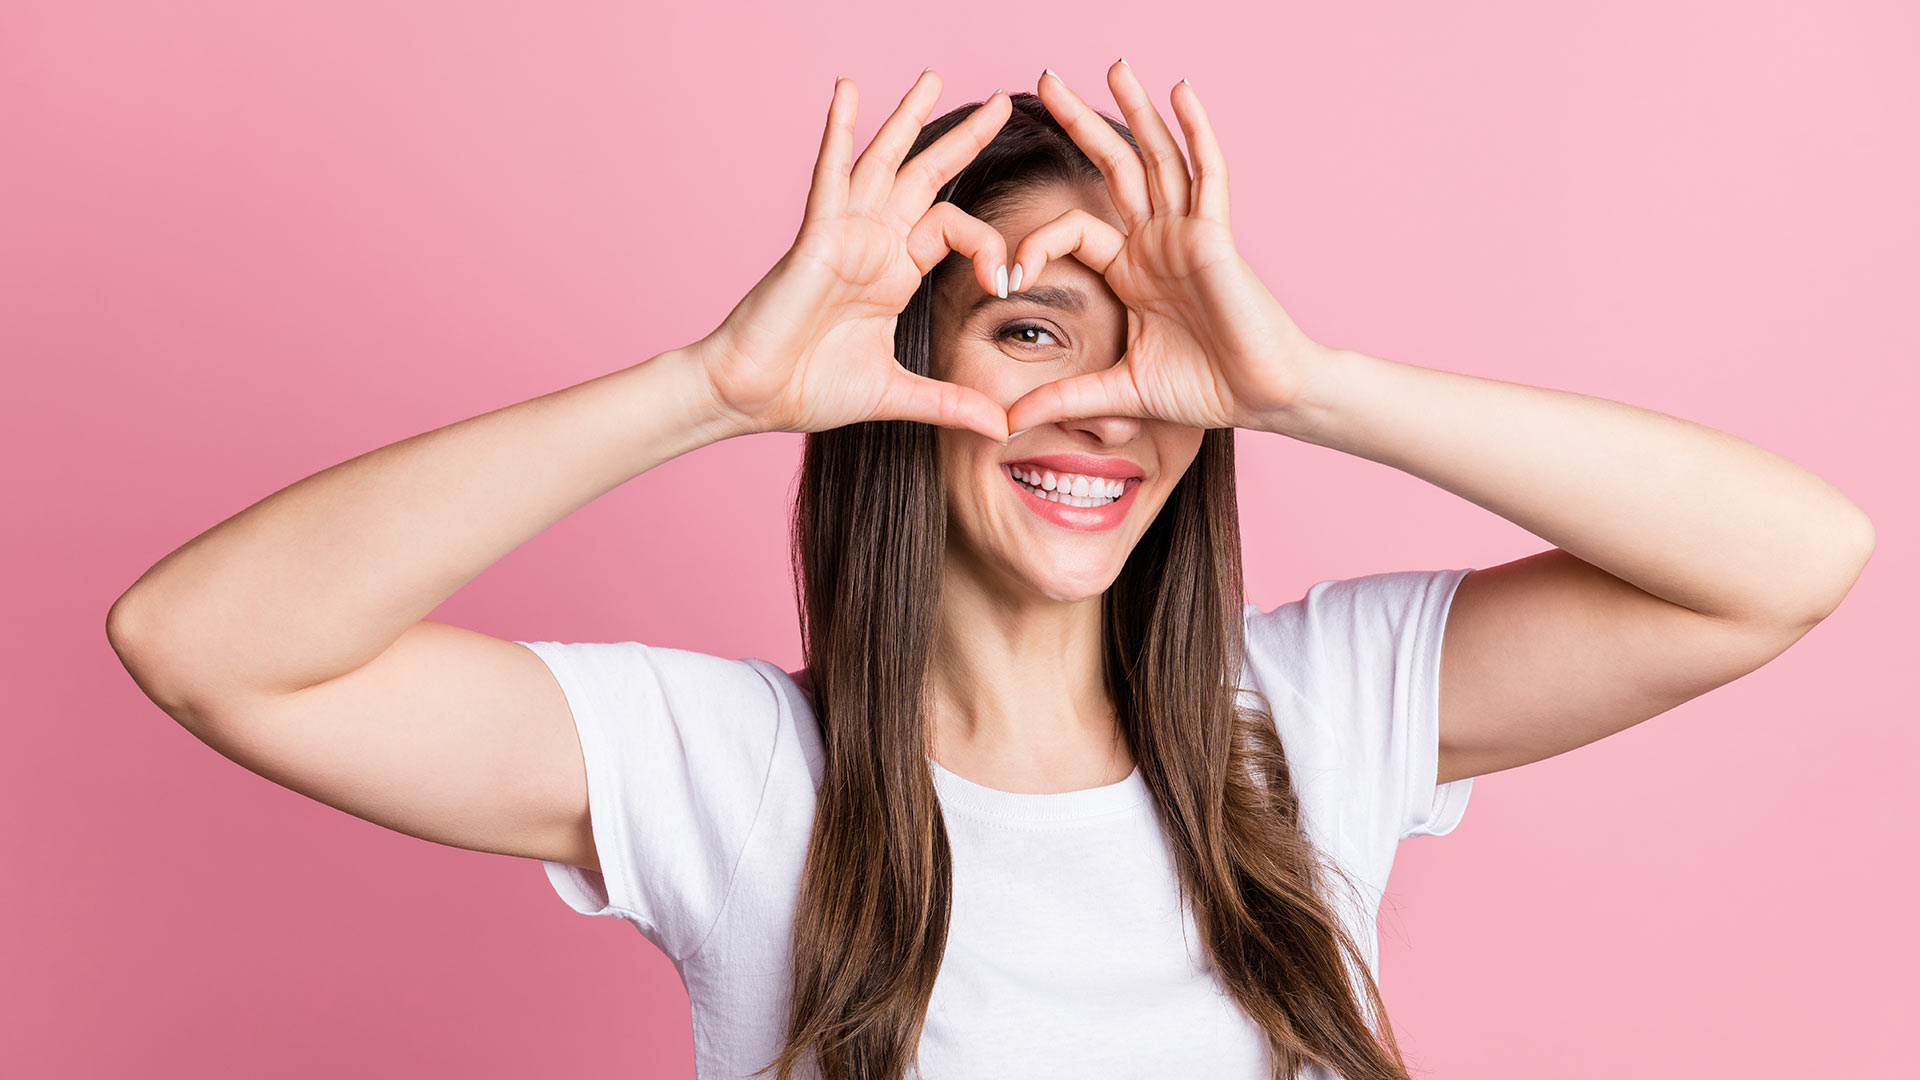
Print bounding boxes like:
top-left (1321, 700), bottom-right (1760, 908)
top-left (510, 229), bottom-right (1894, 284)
top-left (1000, 452), bottom-right (1145, 480)
top-left (1003, 463), bottom-right (1140, 532)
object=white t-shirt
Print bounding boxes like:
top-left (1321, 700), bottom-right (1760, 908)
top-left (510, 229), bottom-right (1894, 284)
top-left (515, 566), bottom-right (1475, 1080)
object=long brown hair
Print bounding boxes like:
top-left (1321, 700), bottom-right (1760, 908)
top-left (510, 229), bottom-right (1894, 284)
top-left (760, 92), bottom-right (1413, 1080)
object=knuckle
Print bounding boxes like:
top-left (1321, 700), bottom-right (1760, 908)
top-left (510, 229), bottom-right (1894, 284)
top-left (896, 156), bottom-right (936, 191)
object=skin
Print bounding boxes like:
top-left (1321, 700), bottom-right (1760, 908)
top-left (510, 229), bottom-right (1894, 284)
top-left (924, 181), bottom-right (1203, 792)
top-left (697, 60), bottom-right (1873, 797)
top-left (998, 62), bottom-right (1874, 794)
top-left (104, 62), bottom-right (1875, 883)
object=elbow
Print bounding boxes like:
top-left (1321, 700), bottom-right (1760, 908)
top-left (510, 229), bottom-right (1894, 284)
top-left (1853, 510), bottom-right (1877, 568)
top-left (105, 591), bottom-right (209, 730)
top-left (1831, 508), bottom-right (1876, 605)
top-left (1786, 511), bottom-right (1876, 629)
top-left (105, 588), bottom-right (145, 651)
top-left (105, 589), bottom-right (151, 671)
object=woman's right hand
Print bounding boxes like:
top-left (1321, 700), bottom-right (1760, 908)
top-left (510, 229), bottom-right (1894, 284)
top-left (690, 71), bottom-right (1017, 443)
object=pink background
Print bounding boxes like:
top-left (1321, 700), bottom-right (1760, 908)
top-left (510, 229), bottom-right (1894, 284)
top-left (6, 2), bottom-right (1912, 1076)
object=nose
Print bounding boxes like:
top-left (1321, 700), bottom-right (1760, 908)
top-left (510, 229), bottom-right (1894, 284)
top-left (1056, 411), bottom-right (1142, 447)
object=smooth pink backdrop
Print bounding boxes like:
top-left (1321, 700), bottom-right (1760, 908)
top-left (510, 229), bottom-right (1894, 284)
top-left (6, 2), bottom-right (1912, 1076)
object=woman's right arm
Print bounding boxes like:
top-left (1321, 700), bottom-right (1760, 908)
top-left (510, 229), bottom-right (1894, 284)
top-left (106, 70), bottom-right (1018, 872)
top-left (106, 343), bottom-right (748, 869)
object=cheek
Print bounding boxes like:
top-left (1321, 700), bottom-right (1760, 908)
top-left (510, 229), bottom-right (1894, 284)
top-left (980, 361), bottom-right (1080, 413)
top-left (1183, 431), bottom-right (1207, 465)
top-left (933, 431), bottom-right (965, 482)
top-left (943, 335), bottom-right (1070, 404)
top-left (1156, 426), bottom-right (1208, 472)
top-left (935, 438), bottom-right (989, 508)
top-left (943, 350), bottom-right (1015, 402)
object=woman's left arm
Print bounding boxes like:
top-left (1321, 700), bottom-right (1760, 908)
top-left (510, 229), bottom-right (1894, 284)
top-left (1263, 345), bottom-right (1875, 785)
top-left (1009, 61), bottom-right (1876, 786)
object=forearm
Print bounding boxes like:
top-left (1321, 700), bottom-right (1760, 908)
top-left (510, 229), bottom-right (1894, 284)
top-left (1261, 347), bottom-right (1876, 626)
top-left (108, 343), bottom-right (743, 703)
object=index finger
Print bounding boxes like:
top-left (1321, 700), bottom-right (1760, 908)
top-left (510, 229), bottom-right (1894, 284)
top-left (1005, 207), bottom-right (1127, 295)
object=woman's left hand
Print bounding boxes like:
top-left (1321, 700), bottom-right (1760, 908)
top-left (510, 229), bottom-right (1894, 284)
top-left (1003, 62), bottom-right (1332, 434)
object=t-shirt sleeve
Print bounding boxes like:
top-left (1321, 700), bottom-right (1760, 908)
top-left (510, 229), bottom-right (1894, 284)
top-left (1241, 567), bottom-right (1476, 846)
top-left (511, 638), bottom-right (782, 961)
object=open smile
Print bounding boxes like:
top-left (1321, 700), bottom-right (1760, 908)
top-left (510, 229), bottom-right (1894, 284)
top-left (1001, 464), bottom-right (1140, 532)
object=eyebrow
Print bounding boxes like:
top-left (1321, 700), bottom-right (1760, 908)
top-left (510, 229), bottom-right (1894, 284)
top-left (965, 285), bottom-right (1089, 320)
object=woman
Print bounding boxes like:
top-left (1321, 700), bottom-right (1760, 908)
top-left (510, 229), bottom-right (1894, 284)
top-left (107, 63), bottom-right (1874, 1080)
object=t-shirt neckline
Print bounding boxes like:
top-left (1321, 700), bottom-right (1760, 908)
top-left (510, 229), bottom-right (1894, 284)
top-left (927, 756), bottom-right (1151, 822)
top-left (770, 663), bottom-right (1154, 822)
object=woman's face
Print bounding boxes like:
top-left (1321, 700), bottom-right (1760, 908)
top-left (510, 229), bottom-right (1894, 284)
top-left (930, 181), bottom-right (1207, 604)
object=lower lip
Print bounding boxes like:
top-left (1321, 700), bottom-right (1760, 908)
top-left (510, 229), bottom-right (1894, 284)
top-left (1002, 465), bottom-right (1139, 532)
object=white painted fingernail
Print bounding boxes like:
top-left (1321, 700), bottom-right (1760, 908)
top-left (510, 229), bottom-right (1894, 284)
top-left (1008, 427), bottom-right (1032, 439)
top-left (1008, 263), bottom-right (1023, 293)
top-left (1043, 68), bottom-right (1057, 80)
top-left (995, 264), bottom-right (1008, 298)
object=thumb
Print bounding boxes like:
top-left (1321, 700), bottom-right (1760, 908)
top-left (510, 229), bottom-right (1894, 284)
top-left (874, 366), bottom-right (1012, 443)
top-left (1005, 362), bottom-right (1143, 432)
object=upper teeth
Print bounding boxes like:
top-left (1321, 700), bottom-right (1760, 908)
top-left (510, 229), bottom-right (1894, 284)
top-left (1009, 465), bottom-right (1128, 500)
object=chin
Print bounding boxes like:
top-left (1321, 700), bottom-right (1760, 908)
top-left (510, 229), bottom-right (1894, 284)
top-left (1006, 555), bottom-right (1121, 605)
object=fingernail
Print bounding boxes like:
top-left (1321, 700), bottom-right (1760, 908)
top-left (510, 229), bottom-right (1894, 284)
top-left (1118, 57), bottom-right (1130, 68)
top-left (1180, 77), bottom-right (1191, 88)
top-left (1043, 68), bottom-right (1057, 80)
top-left (1008, 263), bottom-right (1023, 293)
top-left (1008, 427), bottom-right (1032, 439)
top-left (995, 264), bottom-right (1008, 298)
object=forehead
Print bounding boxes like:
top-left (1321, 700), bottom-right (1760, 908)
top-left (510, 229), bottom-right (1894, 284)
top-left (984, 181), bottom-right (1123, 239)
